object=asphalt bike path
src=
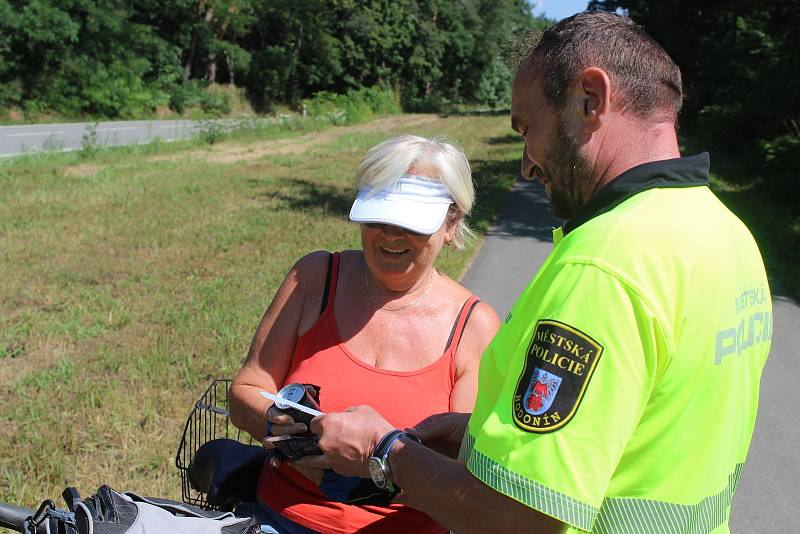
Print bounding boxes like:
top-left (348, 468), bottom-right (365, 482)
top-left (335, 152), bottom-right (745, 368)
top-left (461, 178), bottom-right (799, 532)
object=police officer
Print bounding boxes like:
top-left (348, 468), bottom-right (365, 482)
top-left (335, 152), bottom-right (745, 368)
top-left (299, 12), bottom-right (772, 533)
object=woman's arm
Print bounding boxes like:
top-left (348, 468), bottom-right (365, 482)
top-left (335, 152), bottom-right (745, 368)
top-left (229, 252), bottom-right (330, 441)
top-left (450, 301), bottom-right (501, 413)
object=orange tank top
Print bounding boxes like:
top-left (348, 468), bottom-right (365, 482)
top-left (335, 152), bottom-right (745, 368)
top-left (258, 252), bottom-right (480, 534)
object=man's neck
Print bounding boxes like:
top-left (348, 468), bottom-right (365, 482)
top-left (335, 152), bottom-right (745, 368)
top-left (589, 119), bottom-right (681, 193)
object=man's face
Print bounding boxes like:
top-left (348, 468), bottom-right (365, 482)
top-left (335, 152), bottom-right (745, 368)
top-left (511, 75), bottom-right (593, 220)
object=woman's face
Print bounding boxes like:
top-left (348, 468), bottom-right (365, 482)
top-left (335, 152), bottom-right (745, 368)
top-left (361, 219), bottom-right (452, 287)
top-left (360, 165), bottom-right (458, 290)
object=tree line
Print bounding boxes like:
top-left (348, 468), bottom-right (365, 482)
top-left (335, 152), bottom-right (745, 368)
top-left (2, 1), bottom-right (796, 204)
top-left (0, 0), bottom-right (538, 118)
top-left (591, 0), bottom-right (800, 204)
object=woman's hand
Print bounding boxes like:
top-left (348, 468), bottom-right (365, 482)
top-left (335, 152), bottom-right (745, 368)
top-left (262, 404), bottom-right (309, 467)
top-left (262, 405), bottom-right (309, 441)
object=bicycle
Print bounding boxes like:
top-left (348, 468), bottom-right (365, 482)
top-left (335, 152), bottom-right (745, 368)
top-left (0, 378), bottom-right (267, 533)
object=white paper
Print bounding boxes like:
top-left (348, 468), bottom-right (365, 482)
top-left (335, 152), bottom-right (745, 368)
top-left (260, 390), bottom-right (324, 417)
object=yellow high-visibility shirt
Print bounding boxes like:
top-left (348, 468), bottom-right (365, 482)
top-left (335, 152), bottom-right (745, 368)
top-left (462, 154), bottom-right (772, 533)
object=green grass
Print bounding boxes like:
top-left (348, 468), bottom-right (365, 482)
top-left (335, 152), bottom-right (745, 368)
top-left (0, 112), bottom-right (522, 509)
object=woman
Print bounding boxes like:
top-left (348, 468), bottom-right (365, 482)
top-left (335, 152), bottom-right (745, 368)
top-left (229, 135), bottom-right (499, 533)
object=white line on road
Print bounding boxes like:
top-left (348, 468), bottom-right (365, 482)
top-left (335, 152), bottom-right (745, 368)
top-left (5, 131), bottom-right (67, 138)
top-left (96, 127), bottom-right (139, 132)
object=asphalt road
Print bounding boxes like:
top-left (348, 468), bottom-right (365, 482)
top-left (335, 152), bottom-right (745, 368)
top-left (461, 178), bottom-right (799, 532)
top-left (0, 120), bottom-right (205, 156)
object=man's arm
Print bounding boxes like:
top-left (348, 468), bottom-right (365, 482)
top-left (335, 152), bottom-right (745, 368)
top-left (391, 437), bottom-right (565, 534)
top-left (306, 407), bottom-right (565, 534)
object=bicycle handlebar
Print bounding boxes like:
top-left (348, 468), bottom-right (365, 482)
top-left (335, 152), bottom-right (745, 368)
top-left (0, 502), bottom-right (47, 533)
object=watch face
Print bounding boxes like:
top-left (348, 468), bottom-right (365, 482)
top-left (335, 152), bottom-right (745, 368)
top-left (368, 457), bottom-right (386, 488)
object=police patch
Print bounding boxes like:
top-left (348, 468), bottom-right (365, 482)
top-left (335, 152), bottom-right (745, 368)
top-left (512, 320), bottom-right (603, 433)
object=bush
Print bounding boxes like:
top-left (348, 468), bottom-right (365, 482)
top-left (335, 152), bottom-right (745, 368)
top-left (168, 83), bottom-right (235, 117)
top-left (80, 122), bottom-right (100, 158)
top-left (199, 90), bottom-right (232, 116)
top-left (401, 92), bottom-right (454, 114)
top-left (75, 58), bottom-right (167, 118)
top-left (302, 86), bottom-right (400, 125)
top-left (0, 79), bottom-right (22, 111)
top-left (760, 132), bottom-right (800, 203)
top-left (197, 119), bottom-right (227, 144)
top-left (169, 81), bottom-right (205, 115)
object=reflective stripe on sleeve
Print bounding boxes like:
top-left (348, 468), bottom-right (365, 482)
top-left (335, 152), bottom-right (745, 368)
top-left (593, 463), bottom-right (744, 534)
top-left (463, 432), bottom-right (599, 531)
top-left (462, 432), bottom-right (744, 533)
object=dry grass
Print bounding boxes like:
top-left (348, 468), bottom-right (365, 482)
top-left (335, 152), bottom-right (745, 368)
top-left (146, 114), bottom-right (439, 164)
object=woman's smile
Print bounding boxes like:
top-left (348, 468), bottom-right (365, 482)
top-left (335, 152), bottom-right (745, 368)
top-left (378, 245), bottom-right (410, 256)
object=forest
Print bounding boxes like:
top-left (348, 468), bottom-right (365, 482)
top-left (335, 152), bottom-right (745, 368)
top-left (1, 0), bottom-right (797, 204)
top-left (0, 0), bottom-right (538, 117)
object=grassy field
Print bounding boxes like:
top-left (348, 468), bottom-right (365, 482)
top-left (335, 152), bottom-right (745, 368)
top-left (0, 112), bottom-right (522, 508)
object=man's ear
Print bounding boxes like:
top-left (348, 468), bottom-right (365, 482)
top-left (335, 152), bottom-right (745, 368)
top-left (577, 67), bottom-right (611, 133)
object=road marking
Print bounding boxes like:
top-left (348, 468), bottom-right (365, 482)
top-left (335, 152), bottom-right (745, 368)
top-left (5, 131), bottom-right (67, 138)
top-left (96, 127), bottom-right (139, 132)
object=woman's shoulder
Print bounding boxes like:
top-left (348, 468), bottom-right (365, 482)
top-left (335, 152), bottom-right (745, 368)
top-left (447, 283), bottom-right (500, 358)
top-left (291, 250), bottom-right (350, 280)
top-left (293, 250), bottom-right (332, 272)
top-left (463, 300), bottom-right (501, 340)
top-left (290, 250), bottom-right (361, 297)
top-left (450, 292), bottom-right (500, 382)
top-left (286, 251), bottom-right (335, 299)
top-left (294, 249), bottom-right (361, 268)
top-left (436, 275), bottom-right (500, 341)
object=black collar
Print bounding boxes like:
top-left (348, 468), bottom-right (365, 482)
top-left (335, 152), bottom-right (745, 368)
top-left (564, 153), bottom-right (710, 235)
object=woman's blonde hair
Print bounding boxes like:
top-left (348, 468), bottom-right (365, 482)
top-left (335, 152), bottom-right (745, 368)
top-left (354, 135), bottom-right (475, 250)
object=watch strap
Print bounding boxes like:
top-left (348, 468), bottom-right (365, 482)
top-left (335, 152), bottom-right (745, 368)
top-left (371, 430), bottom-right (422, 493)
top-left (372, 429), bottom-right (403, 459)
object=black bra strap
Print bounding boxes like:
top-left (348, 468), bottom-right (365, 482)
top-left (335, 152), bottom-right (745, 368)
top-left (443, 298), bottom-right (481, 353)
top-left (319, 253), bottom-right (334, 316)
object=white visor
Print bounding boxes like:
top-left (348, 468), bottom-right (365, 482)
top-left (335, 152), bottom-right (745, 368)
top-left (349, 175), bottom-right (454, 235)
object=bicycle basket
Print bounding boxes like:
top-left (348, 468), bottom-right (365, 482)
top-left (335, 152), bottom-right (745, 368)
top-left (175, 378), bottom-right (255, 509)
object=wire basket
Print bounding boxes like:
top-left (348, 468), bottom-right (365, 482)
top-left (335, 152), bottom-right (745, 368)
top-left (175, 378), bottom-right (254, 509)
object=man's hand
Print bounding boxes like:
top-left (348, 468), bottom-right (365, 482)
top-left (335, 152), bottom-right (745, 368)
top-left (299, 405), bottom-right (395, 477)
top-left (410, 412), bottom-right (470, 459)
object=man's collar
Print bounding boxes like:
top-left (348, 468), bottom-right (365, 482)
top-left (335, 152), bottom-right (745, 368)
top-left (563, 152), bottom-right (710, 235)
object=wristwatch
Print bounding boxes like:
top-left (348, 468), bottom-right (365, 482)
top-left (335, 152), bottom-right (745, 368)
top-left (367, 430), bottom-right (422, 493)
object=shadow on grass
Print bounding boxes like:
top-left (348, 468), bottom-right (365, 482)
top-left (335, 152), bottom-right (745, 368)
top-left (486, 134), bottom-right (522, 146)
top-left (248, 177), bottom-right (352, 217)
top-left (439, 109), bottom-right (510, 118)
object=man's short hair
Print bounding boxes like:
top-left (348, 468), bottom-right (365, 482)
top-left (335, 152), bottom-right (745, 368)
top-left (520, 11), bottom-right (683, 123)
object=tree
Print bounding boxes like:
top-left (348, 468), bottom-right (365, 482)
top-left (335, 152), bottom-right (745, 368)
top-left (589, 0), bottom-right (800, 200)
